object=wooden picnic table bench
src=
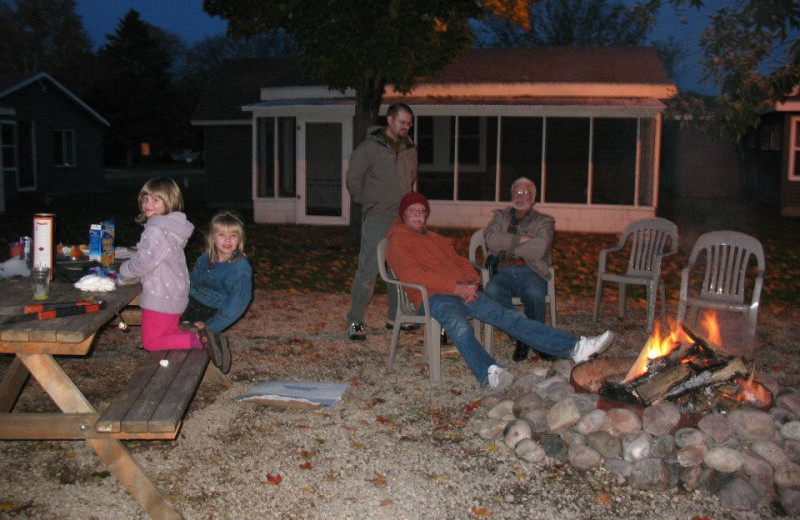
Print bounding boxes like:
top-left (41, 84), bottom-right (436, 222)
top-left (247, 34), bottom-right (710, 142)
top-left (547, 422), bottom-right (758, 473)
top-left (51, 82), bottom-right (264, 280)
top-left (0, 277), bottom-right (231, 519)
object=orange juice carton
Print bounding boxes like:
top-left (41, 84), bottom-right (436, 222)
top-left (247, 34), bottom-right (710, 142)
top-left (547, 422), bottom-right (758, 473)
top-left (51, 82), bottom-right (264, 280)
top-left (89, 220), bottom-right (115, 266)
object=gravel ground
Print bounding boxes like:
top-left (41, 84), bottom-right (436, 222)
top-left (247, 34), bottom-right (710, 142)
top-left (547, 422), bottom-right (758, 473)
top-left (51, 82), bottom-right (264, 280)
top-left (1, 290), bottom-right (798, 519)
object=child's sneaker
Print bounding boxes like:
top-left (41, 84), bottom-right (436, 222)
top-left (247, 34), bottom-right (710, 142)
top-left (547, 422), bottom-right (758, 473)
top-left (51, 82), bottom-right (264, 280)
top-left (572, 331), bottom-right (615, 363)
top-left (487, 364), bottom-right (513, 392)
top-left (201, 328), bottom-right (224, 368)
top-left (219, 333), bottom-right (232, 374)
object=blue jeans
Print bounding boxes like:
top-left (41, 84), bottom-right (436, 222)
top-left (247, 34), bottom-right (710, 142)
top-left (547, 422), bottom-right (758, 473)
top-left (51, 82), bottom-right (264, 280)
top-left (428, 293), bottom-right (577, 386)
top-left (485, 265), bottom-right (548, 322)
top-left (347, 213), bottom-right (397, 325)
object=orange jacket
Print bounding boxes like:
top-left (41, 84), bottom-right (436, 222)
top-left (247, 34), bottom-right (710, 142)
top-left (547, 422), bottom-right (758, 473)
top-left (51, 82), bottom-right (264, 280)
top-left (385, 220), bottom-right (478, 309)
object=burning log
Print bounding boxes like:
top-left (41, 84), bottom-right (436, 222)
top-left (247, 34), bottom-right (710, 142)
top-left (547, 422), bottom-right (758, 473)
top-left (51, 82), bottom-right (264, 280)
top-left (634, 364), bottom-right (692, 405)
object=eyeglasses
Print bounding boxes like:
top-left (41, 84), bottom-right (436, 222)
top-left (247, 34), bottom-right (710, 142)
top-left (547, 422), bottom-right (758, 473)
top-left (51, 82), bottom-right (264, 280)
top-left (513, 190), bottom-right (532, 197)
top-left (396, 120), bottom-right (413, 128)
top-left (405, 207), bottom-right (428, 215)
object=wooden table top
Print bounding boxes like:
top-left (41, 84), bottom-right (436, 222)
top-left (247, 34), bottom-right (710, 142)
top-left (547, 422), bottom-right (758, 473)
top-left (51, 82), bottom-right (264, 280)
top-left (0, 277), bottom-right (141, 344)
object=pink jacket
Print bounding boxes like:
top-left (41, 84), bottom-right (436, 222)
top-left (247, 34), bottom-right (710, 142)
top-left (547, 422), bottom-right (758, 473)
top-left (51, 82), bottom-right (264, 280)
top-left (385, 220), bottom-right (478, 309)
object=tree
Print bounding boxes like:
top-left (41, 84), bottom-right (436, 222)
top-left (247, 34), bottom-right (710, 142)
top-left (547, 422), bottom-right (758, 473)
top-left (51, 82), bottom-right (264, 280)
top-left (87, 10), bottom-right (179, 165)
top-left (474, 0), bottom-right (648, 48)
top-left (203, 0), bottom-right (533, 145)
top-left (0, 0), bottom-right (94, 95)
top-left (635, 0), bottom-right (800, 141)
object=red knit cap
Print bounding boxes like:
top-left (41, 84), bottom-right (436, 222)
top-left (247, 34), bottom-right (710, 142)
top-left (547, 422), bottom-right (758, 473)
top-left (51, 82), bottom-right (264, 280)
top-left (399, 191), bottom-right (430, 217)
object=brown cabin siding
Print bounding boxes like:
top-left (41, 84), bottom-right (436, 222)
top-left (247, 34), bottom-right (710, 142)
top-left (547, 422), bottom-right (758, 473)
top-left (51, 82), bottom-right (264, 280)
top-left (204, 125), bottom-right (252, 208)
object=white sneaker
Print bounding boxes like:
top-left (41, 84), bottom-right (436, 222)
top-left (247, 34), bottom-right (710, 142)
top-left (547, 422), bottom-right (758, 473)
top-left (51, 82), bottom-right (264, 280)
top-left (487, 364), bottom-right (513, 392)
top-left (572, 330), bottom-right (615, 363)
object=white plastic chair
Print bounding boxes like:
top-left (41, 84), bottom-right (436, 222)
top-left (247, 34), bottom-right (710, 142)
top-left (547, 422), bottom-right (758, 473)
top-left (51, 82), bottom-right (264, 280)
top-left (378, 238), bottom-right (443, 384)
top-left (592, 217), bottom-right (678, 333)
top-left (468, 229), bottom-right (557, 351)
top-left (378, 238), bottom-right (485, 384)
top-left (677, 230), bottom-right (765, 349)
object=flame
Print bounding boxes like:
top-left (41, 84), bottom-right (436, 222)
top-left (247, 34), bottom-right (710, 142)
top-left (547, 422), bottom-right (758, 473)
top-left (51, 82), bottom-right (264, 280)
top-left (701, 311), bottom-right (722, 346)
top-left (734, 370), bottom-right (772, 409)
top-left (622, 322), bottom-right (680, 383)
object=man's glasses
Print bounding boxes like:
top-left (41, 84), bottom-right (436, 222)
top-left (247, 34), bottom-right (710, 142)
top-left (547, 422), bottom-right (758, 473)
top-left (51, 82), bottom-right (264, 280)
top-left (513, 190), bottom-right (532, 197)
top-left (405, 207), bottom-right (428, 215)
top-left (396, 120), bottom-right (413, 128)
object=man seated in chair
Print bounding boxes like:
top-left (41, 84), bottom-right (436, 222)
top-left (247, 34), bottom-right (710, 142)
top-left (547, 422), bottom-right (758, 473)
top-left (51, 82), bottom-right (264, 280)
top-left (484, 177), bottom-right (555, 362)
top-left (386, 192), bottom-right (615, 392)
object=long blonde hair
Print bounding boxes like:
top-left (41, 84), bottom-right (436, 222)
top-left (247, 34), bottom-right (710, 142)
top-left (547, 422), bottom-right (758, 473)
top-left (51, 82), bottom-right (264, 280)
top-left (135, 177), bottom-right (184, 223)
top-left (206, 211), bottom-right (247, 264)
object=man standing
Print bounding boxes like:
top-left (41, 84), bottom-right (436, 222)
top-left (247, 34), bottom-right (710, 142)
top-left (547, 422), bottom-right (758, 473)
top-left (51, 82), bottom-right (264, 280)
top-left (345, 103), bottom-right (417, 340)
top-left (484, 177), bottom-right (554, 362)
top-left (386, 192), bottom-right (615, 391)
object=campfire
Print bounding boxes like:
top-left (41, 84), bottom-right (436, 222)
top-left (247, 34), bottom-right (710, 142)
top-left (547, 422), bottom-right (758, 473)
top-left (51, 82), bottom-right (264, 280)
top-left (576, 312), bottom-right (773, 413)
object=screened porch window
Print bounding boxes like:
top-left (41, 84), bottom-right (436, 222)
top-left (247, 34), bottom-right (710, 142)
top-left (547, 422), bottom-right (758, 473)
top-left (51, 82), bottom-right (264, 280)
top-left (413, 114), bottom-right (654, 206)
top-left (256, 117), bottom-right (296, 198)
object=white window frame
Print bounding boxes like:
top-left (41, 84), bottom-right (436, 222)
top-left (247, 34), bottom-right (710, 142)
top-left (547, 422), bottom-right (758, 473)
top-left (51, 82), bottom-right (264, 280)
top-left (788, 116), bottom-right (800, 182)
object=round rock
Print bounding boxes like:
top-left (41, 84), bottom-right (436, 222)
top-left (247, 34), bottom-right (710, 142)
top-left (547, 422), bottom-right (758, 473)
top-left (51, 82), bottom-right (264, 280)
top-left (568, 444), bottom-right (603, 471)
top-left (515, 438), bottom-right (545, 463)
top-left (697, 412), bottom-right (733, 444)
top-left (727, 407), bottom-right (776, 442)
top-left (642, 402), bottom-right (680, 436)
top-left (704, 446), bottom-right (742, 473)
top-left (622, 430), bottom-right (653, 463)
top-left (512, 392), bottom-right (545, 417)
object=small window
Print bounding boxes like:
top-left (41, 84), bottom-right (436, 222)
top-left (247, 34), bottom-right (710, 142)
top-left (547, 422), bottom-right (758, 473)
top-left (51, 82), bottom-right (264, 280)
top-left (760, 125), bottom-right (781, 151)
top-left (789, 117), bottom-right (800, 182)
top-left (54, 129), bottom-right (75, 167)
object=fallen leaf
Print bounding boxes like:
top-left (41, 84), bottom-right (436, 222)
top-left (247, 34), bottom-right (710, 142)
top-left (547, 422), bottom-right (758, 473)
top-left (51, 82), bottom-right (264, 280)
top-left (486, 444), bottom-right (500, 451)
top-left (314, 437), bottom-right (325, 445)
top-left (351, 441), bottom-right (365, 449)
top-left (450, 388), bottom-right (462, 396)
top-left (296, 424), bottom-right (311, 429)
top-left (379, 499), bottom-right (393, 507)
top-left (463, 399), bottom-right (483, 414)
top-left (596, 492), bottom-right (611, 504)
top-left (365, 397), bottom-right (385, 407)
top-left (267, 473), bottom-right (282, 485)
top-left (299, 462), bottom-right (313, 470)
top-left (369, 473), bottom-right (388, 487)
top-left (455, 419), bottom-right (466, 428)
top-left (297, 450), bottom-right (314, 459)
top-left (315, 412), bottom-right (332, 418)
top-left (64, 450), bottom-right (76, 459)
top-left (472, 506), bottom-right (491, 516)
top-left (0, 502), bottom-right (18, 513)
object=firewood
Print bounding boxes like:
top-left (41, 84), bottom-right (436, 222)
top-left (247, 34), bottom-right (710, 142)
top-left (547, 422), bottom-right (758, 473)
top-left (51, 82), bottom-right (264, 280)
top-left (662, 370), bottom-right (713, 401)
top-left (599, 381), bottom-right (644, 406)
top-left (707, 358), bottom-right (747, 383)
top-left (633, 364), bottom-right (692, 405)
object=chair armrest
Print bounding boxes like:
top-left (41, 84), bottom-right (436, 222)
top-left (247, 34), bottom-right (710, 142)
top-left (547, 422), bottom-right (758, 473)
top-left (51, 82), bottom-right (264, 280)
top-left (597, 245), bottom-right (623, 274)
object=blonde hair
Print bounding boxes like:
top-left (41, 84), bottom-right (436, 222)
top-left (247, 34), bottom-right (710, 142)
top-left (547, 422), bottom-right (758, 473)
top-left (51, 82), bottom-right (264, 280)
top-left (206, 210), bottom-right (247, 264)
top-left (136, 177), bottom-right (184, 223)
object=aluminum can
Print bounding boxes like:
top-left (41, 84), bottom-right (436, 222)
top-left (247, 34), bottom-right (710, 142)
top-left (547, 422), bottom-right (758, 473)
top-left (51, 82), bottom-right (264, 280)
top-left (21, 236), bottom-right (32, 261)
top-left (33, 213), bottom-right (55, 278)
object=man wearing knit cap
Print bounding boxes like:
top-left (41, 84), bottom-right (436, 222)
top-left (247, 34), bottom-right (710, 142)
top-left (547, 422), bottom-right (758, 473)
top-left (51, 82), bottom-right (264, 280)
top-left (386, 192), bottom-right (616, 391)
top-left (345, 103), bottom-right (417, 341)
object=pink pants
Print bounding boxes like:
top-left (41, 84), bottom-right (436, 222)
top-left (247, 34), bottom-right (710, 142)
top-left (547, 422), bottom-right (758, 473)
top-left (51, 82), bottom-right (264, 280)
top-left (141, 309), bottom-right (203, 351)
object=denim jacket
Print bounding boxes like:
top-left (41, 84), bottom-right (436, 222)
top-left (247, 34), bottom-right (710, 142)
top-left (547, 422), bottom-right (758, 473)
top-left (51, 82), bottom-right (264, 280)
top-left (188, 252), bottom-right (253, 332)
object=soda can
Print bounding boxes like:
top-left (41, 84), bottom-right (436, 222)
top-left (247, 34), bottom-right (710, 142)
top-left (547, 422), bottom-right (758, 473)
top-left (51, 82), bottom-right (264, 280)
top-left (21, 236), bottom-right (32, 261)
top-left (33, 213), bottom-right (55, 278)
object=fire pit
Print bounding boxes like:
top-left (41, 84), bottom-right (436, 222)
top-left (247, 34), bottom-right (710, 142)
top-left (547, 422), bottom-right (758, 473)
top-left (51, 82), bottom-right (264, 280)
top-left (478, 309), bottom-right (800, 514)
top-left (572, 314), bottom-right (773, 415)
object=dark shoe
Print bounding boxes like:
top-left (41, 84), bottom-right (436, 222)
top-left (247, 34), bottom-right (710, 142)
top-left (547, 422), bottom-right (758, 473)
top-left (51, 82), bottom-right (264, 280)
top-left (348, 322), bottom-right (367, 341)
top-left (512, 341), bottom-right (529, 362)
top-left (385, 321), bottom-right (421, 331)
top-left (202, 328), bottom-right (224, 368)
top-left (219, 333), bottom-right (232, 374)
top-left (440, 329), bottom-right (449, 345)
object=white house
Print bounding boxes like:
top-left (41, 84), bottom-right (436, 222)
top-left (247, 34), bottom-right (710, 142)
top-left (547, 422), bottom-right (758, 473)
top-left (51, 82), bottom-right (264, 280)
top-left (192, 47), bottom-right (676, 232)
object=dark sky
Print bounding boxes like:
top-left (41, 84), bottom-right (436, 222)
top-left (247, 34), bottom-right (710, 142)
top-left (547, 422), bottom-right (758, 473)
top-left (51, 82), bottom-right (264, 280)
top-left (75, 0), bottom-right (724, 95)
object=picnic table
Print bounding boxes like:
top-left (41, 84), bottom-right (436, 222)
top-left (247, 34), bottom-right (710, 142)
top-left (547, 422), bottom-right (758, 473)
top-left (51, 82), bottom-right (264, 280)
top-left (0, 276), bottom-right (230, 519)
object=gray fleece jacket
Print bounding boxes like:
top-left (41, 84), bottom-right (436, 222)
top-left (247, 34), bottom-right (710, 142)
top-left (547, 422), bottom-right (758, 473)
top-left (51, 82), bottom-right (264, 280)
top-left (119, 212), bottom-right (194, 314)
top-left (346, 127), bottom-right (417, 218)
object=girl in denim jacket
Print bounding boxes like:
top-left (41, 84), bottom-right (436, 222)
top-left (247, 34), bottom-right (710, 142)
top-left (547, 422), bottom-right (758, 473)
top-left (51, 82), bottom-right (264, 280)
top-left (182, 211), bottom-right (253, 373)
